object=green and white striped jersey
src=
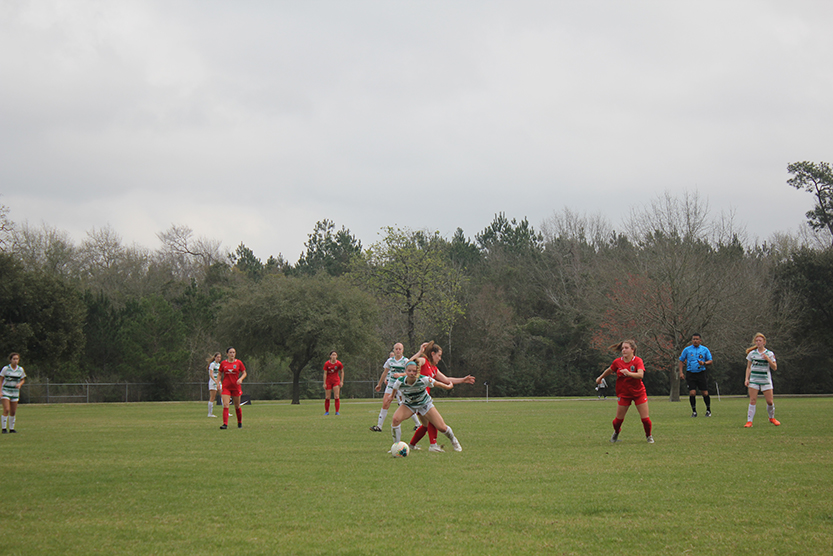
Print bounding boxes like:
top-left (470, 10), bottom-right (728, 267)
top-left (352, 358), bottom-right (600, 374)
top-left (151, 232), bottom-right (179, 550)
top-left (0, 365), bottom-right (26, 396)
top-left (390, 375), bottom-right (435, 409)
top-left (746, 349), bottom-right (775, 385)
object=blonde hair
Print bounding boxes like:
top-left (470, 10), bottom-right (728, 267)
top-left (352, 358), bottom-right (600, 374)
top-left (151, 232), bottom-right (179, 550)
top-left (206, 352), bottom-right (221, 370)
top-left (745, 333), bottom-right (766, 355)
top-left (608, 339), bottom-right (637, 354)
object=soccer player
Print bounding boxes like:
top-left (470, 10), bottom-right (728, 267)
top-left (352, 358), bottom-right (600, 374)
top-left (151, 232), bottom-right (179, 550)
top-left (371, 343), bottom-right (420, 431)
top-left (596, 340), bottom-right (654, 443)
top-left (389, 359), bottom-right (462, 452)
top-left (1, 352), bottom-right (26, 433)
top-left (323, 351), bottom-right (343, 415)
top-left (407, 341), bottom-right (475, 452)
top-left (218, 347), bottom-right (247, 429)
top-left (207, 352), bottom-right (222, 417)
top-left (743, 333), bottom-right (780, 428)
top-left (678, 333), bottom-right (713, 417)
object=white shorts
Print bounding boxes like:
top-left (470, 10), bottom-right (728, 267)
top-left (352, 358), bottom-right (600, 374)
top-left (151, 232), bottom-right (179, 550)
top-left (748, 382), bottom-right (773, 392)
top-left (405, 399), bottom-right (435, 416)
top-left (1, 392), bottom-right (20, 402)
top-left (208, 379), bottom-right (219, 391)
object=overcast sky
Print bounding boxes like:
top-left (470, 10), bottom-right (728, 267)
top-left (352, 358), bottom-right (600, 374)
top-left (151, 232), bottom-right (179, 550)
top-left (2, 1), bottom-right (832, 262)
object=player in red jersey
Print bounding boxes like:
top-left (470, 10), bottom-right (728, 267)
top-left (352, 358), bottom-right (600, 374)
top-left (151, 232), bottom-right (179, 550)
top-left (218, 347), bottom-right (247, 429)
top-left (596, 339), bottom-right (654, 443)
top-left (408, 341), bottom-right (475, 452)
top-left (323, 351), bottom-right (344, 415)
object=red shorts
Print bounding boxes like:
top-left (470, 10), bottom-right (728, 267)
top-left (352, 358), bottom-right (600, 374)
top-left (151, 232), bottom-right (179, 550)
top-left (325, 374), bottom-right (341, 390)
top-left (223, 381), bottom-right (242, 397)
top-left (617, 393), bottom-right (648, 406)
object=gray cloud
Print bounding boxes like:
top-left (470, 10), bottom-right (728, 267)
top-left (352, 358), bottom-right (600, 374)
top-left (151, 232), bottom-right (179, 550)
top-left (2, 0), bottom-right (831, 261)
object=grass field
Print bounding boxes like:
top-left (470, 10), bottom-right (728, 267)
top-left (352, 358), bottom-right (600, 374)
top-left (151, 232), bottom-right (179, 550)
top-left (2, 396), bottom-right (832, 555)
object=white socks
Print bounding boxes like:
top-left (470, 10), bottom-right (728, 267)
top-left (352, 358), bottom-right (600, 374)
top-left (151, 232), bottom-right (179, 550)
top-left (443, 426), bottom-right (456, 441)
top-left (411, 413), bottom-right (421, 426)
top-left (9, 416), bottom-right (14, 430)
top-left (377, 408), bottom-right (388, 428)
top-left (747, 404), bottom-right (756, 422)
top-left (208, 401), bottom-right (214, 415)
top-left (391, 424), bottom-right (401, 443)
top-left (767, 404), bottom-right (775, 419)
top-left (1, 415), bottom-right (5, 429)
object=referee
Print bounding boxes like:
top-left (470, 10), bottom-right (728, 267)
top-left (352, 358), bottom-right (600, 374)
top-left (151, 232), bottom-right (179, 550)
top-left (678, 333), bottom-right (713, 417)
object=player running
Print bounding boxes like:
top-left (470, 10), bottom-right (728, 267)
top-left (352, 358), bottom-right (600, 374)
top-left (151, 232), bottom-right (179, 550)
top-left (596, 339), bottom-right (654, 443)
top-left (323, 351), bottom-right (344, 415)
top-left (743, 333), bottom-right (780, 428)
top-left (219, 347), bottom-right (247, 429)
top-left (207, 352), bottom-right (222, 417)
top-left (389, 357), bottom-right (462, 452)
top-left (1, 352), bottom-right (26, 433)
top-left (371, 343), bottom-right (420, 431)
top-left (407, 341), bottom-right (475, 452)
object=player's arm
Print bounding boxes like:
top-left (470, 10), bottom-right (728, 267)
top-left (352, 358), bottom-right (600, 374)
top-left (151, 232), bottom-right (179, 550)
top-left (744, 360), bottom-right (752, 386)
top-left (238, 368), bottom-right (246, 384)
top-left (623, 365), bottom-right (644, 379)
top-left (433, 369), bottom-right (475, 386)
top-left (409, 343), bottom-right (429, 363)
top-left (763, 352), bottom-right (777, 371)
top-left (376, 365), bottom-right (390, 391)
top-left (678, 359), bottom-right (685, 379)
top-left (430, 378), bottom-right (453, 391)
top-left (339, 365), bottom-right (344, 386)
top-left (596, 366), bottom-right (613, 384)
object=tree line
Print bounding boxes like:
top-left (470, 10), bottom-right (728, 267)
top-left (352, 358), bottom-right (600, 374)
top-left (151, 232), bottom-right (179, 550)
top-left (2, 162), bottom-right (833, 402)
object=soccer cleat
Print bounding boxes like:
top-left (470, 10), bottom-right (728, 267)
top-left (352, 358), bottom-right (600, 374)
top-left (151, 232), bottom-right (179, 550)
top-left (238, 422), bottom-right (242, 428)
top-left (610, 432), bottom-right (620, 443)
top-left (370, 425), bottom-right (382, 432)
top-left (1, 429), bottom-right (6, 434)
top-left (769, 418), bottom-right (781, 426)
top-left (324, 412), bottom-right (329, 416)
top-left (428, 444), bottom-right (445, 453)
top-left (408, 444), bottom-right (421, 451)
top-left (451, 438), bottom-right (462, 452)
top-left (208, 414), bottom-right (217, 418)
top-left (691, 411), bottom-right (697, 418)
top-left (335, 412), bottom-right (340, 416)
top-left (744, 421), bottom-right (753, 428)
top-left (646, 435), bottom-right (654, 443)
top-left (9, 429), bottom-right (17, 433)
top-left (705, 410), bottom-right (711, 417)
top-left (414, 425), bottom-right (419, 431)
top-left (219, 424), bottom-right (228, 429)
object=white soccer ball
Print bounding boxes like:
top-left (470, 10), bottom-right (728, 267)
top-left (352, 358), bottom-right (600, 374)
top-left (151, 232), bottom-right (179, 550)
top-left (391, 441), bottom-right (410, 458)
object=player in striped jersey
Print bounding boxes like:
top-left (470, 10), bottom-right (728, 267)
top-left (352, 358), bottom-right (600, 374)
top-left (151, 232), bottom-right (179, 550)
top-left (1, 353), bottom-right (26, 433)
top-left (371, 343), bottom-right (421, 431)
top-left (389, 362), bottom-right (462, 452)
top-left (743, 333), bottom-right (780, 427)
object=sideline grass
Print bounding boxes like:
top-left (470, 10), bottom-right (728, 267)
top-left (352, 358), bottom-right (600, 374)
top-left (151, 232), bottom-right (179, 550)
top-left (2, 397), bottom-right (832, 555)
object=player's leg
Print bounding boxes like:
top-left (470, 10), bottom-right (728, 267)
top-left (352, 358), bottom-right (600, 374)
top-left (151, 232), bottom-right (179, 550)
top-left (373, 391), bottom-right (394, 431)
top-left (221, 392), bottom-right (231, 427)
top-left (1, 398), bottom-right (9, 432)
top-left (332, 384), bottom-right (341, 415)
top-left (232, 395), bottom-right (242, 427)
top-left (636, 399), bottom-right (652, 441)
top-left (324, 388), bottom-right (331, 415)
top-left (8, 400), bottom-right (18, 432)
top-left (208, 387), bottom-right (217, 417)
top-left (763, 387), bottom-right (779, 425)
top-left (424, 406), bottom-right (461, 452)
top-left (611, 400), bottom-right (630, 442)
top-left (391, 405), bottom-right (414, 443)
top-left (745, 387), bottom-right (759, 426)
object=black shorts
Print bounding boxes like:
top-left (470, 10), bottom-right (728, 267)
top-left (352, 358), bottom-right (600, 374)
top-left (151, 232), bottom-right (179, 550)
top-left (685, 371), bottom-right (709, 392)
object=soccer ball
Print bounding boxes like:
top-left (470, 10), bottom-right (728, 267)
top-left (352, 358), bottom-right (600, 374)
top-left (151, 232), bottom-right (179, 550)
top-left (391, 441), bottom-right (409, 458)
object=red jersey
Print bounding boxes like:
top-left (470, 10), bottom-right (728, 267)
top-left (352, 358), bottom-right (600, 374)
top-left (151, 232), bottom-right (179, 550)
top-left (610, 356), bottom-right (646, 398)
top-left (419, 360), bottom-right (438, 393)
top-left (219, 359), bottom-right (246, 384)
top-left (324, 360), bottom-right (343, 375)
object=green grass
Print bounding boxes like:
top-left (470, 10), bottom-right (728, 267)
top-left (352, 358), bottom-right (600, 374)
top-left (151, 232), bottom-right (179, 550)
top-left (3, 397), bottom-right (832, 555)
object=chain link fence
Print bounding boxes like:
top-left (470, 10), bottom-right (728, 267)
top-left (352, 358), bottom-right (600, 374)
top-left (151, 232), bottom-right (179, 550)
top-left (18, 379), bottom-right (383, 404)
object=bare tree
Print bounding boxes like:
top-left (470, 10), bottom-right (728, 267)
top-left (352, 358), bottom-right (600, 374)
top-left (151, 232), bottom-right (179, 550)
top-left (156, 224), bottom-right (225, 280)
